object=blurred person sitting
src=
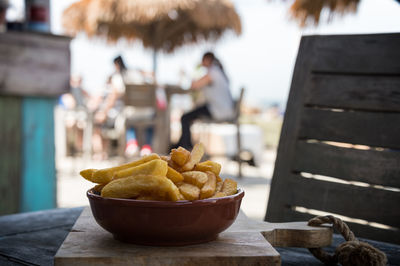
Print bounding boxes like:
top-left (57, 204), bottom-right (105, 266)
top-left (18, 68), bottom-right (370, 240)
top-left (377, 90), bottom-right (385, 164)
top-left (59, 75), bottom-right (91, 156)
top-left (173, 52), bottom-right (234, 150)
top-left (92, 55), bottom-right (155, 159)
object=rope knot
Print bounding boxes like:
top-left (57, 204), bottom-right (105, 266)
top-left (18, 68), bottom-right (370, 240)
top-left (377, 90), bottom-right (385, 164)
top-left (307, 215), bottom-right (387, 266)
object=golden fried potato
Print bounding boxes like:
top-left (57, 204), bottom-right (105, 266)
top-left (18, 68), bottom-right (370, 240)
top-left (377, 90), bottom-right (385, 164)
top-left (166, 166), bottom-right (184, 183)
top-left (80, 169), bottom-right (97, 182)
top-left (81, 142), bottom-right (236, 201)
top-left (221, 178), bottom-right (238, 196)
top-left (90, 154), bottom-right (160, 183)
top-left (178, 192), bottom-right (186, 201)
top-left (215, 176), bottom-right (223, 193)
top-left (101, 174), bottom-right (180, 201)
top-left (170, 147), bottom-right (190, 166)
top-left (182, 171), bottom-right (208, 188)
top-left (181, 143), bottom-right (204, 171)
top-left (211, 192), bottom-right (227, 198)
top-left (162, 155), bottom-right (182, 172)
top-left (194, 161), bottom-right (221, 176)
top-left (178, 183), bottom-right (200, 200)
top-left (136, 194), bottom-right (166, 201)
top-left (92, 183), bottom-right (106, 194)
top-left (160, 155), bottom-right (169, 162)
top-left (200, 171), bottom-right (217, 199)
top-left (113, 159), bottom-right (168, 180)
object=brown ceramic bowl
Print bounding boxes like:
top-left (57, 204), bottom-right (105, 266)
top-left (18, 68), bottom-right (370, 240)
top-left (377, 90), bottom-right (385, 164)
top-left (87, 188), bottom-right (244, 246)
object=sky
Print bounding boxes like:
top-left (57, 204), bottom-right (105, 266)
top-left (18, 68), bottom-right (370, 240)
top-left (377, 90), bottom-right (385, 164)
top-left (11, 0), bottom-right (400, 108)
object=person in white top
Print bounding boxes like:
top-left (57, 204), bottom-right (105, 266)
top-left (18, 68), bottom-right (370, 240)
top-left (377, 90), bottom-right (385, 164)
top-left (175, 52), bottom-right (234, 150)
top-left (92, 56), bottom-right (154, 159)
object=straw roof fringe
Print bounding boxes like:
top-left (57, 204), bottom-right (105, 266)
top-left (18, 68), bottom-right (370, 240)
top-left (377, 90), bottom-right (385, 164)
top-left (290, 0), bottom-right (360, 27)
top-left (62, 0), bottom-right (92, 36)
top-left (62, 0), bottom-right (241, 53)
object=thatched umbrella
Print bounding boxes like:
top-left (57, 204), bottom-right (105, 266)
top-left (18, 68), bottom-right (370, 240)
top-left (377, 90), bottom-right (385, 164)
top-left (62, 0), bottom-right (241, 74)
top-left (62, 0), bottom-right (92, 36)
top-left (288, 0), bottom-right (360, 27)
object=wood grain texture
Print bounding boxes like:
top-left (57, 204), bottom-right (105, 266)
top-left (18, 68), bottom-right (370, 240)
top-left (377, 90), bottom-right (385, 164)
top-left (281, 210), bottom-right (400, 245)
top-left (0, 32), bottom-right (70, 97)
top-left (21, 98), bottom-right (57, 212)
top-left (0, 97), bottom-right (21, 215)
top-left (311, 34), bottom-right (400, 74)
top-left (265, 35), bottom-right (318, 223)
top-left (299, 107), bottom-right (400, 149)
top-left (305, 74), bottom-right (400, 112)
top-left (54, 207), bottom-right (332, 266)
top-left (293, 140), bottom-right (400, 188)
top-left (0, 207), bottom-right (83, 266)
top-left (265, 33), bottom-right (400, 244)
top-left (286, 174), bottom-right (400, 228)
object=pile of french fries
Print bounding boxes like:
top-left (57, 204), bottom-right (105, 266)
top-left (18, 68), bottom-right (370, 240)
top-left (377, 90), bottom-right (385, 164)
top-left (80, 143), bottom-right (238, 201)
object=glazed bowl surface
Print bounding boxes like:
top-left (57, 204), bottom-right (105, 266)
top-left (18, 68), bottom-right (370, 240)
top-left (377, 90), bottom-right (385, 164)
top-left (87, 188), bottom-right (244, 246)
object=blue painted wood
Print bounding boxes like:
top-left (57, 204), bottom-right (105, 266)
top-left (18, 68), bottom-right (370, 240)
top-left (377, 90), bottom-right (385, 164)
top-left (21, 97), bottom-right (57, 212)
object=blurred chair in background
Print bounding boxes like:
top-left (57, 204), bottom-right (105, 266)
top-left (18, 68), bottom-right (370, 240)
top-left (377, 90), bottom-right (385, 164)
top-left (196, 87), bottom-right (245, 177)
top-left (122, 84), bottom-right (166, 157)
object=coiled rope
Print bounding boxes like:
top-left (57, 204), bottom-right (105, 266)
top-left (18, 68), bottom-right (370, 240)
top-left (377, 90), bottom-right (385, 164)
top-left (308, 215), bottom-right (387, 266)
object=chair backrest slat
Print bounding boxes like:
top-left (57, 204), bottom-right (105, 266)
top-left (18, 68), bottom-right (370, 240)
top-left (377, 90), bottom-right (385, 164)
top-left (265, 33), bottom-right (400, 244)
top-left (124, 84), bottom-right (156, 108)
top-left (292, 140), bottom-right (400, 188)
top-left (305, 74), bottom-right (400, 112)
top-left (299, 107), bottom-right (400, 149)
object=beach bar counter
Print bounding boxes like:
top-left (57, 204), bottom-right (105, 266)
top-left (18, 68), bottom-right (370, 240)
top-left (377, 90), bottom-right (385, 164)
top-left (0, 32), bottom-right (70, 215)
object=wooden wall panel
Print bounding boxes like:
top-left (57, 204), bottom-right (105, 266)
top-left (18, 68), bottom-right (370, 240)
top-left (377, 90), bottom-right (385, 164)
top-left (0, 97), bottom-right (22, 215)
top-left (0, 32), bottom-right (70, 97)
top-left (21, 97), bottom-right (57, 212)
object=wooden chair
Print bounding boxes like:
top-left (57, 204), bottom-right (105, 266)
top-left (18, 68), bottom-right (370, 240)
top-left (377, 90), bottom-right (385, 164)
top-left (196, 87), bottom-right (245, 176)
top-left (122, 84), bottom-right (166, 155)
top-left (265, 33), bottom-right (400, 244)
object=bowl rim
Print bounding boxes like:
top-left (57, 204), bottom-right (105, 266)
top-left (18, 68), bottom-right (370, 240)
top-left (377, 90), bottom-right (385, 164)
top-left (87, 187), bottom-right (244, 208)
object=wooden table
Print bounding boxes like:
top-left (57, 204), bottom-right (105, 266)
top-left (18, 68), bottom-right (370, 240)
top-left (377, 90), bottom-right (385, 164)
top-left (1, 207), bottom-right (399, 265)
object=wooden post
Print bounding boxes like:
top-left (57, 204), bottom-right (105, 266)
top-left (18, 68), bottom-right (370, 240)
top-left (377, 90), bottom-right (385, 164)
top-left (21, 98), bottom-right (57, 212)
top-left (0, 32), bottom-right (70, 214)
top-left (0, 97), bottom-right (22, 214)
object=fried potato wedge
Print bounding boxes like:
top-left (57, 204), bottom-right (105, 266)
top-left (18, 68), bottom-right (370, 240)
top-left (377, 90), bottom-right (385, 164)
top-left (181, 143), bottom-right (204, 171)
top-left (113, 159), bottom-right (168, 180)
top-left (215, 177), bottom-right (223, 193)
top-left (90, 154), bottom-right (160, 183)
top-left (135, 194), bottom-right (167, 201)
top-left (178, 183), bottom-right (200, 200)
top-left (170, 147), bottom-right (190, 166)
top-left (162, 155), bottom-right (182, 172)
top-left (221, 178), bottom-right (238, 196)
top-left (200, 171), bottom-right (217, 199)
top-left (211, 192), bottom-right (227, 198)
top-left (101, 174), bottom-right (180, 201)
top-left (80, 169), bottom-right (97, 182)
top-left (182, 171), bottom-right (208, 188)
top-left (92, 183), bottom-right (106, 194)
top-left (166, 166), bottom-right (184, 183)
top-left (194, 161), bottom-right (221, 176)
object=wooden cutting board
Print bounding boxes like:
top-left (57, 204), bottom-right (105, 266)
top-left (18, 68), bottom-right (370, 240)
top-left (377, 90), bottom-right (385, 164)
top-left (54, 207), bottom-right (332, 265)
